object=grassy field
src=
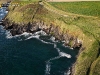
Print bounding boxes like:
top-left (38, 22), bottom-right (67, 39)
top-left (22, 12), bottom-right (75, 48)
top-left (49, 2), bottom-right (100, 18)
top-left (5, 0), bottom-right (100, 75)
top-left (89, 56), bottom-right (100, 75)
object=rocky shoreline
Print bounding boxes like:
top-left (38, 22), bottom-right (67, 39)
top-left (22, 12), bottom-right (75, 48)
top-left (2, 18), bottom-right (82, 49)
top-left (0, 18), bottom-right (84, 75)
top-left (0, 2), bottom-right (83, 74)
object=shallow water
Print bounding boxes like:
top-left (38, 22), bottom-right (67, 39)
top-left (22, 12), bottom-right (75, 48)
top-left (0, 7), bottom-right (78, 75)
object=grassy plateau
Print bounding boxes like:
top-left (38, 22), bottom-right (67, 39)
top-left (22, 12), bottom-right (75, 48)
top-left (3, 0), bottom-right (100, 75)
top-left (49, 2), bottom-right (100, 18)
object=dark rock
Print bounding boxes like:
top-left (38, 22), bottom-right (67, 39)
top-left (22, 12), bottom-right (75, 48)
top-left (2, 18), bottom-right (83, 49)
top-left (10, 30), bottom-right (17, 36)
top-left (26, 22), bottom-right (41, 33)
top-left (16, 26), bottom-right (24, 34)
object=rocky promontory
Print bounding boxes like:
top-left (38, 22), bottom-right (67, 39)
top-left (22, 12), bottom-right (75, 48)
top-left (1, 0), bottom-right (100, 75)
top-left (2, 18), bottom-right (82, 49)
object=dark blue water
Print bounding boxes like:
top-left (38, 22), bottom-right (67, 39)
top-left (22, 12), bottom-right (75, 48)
top-left (0, 7), bottom-right (78, 75)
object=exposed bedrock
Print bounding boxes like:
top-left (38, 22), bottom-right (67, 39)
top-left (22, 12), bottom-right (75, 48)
top-left (2, 18), bottom-right (82, 49)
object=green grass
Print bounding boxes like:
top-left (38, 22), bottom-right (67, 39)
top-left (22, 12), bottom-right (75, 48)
top-left (48, 2), bottom-right (100, 75)
top-left (49, 2), bottom-right (100, 18)
top-left (7, 0), bottom-right (40, 23)
top-left (74, 40), bottom-right (99, 75)
top-left (90, 56), bottom-right (100, 75)
top-left (6, 1), bottom-right (100, 75)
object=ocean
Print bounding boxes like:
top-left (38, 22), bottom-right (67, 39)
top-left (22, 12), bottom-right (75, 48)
top-left (0, 7), bottom-right (78, 75)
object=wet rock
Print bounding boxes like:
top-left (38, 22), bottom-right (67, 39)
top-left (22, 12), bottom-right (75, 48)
top-left (2, 18), bottom-right (83, 49)
top-left (28, 22), bottom-right (40, 32)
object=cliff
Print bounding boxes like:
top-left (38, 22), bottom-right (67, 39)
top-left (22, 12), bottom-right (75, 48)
top-left (1, 0), bottom-right (100, 75)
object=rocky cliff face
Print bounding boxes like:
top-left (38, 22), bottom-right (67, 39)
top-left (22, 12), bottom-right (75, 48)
top-left (2, 18), bottom-right (82, 49)
top-left (1, 18), bottom-right (84, 75)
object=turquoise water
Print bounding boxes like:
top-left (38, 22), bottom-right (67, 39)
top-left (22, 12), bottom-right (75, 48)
top-left (0, 7), bottom-right (78, 75)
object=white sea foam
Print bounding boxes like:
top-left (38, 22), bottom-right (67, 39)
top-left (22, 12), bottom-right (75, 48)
top-left (6, 30), bottom-right (47, 39)
top-left (64, 68), bottom-right (71, 75)
top-left (5, 31), bottom-right (13, 39)
top-left (45, 61), bottom-right (51, 75)
top-left (34, 30), bottom-right (47, 36)
top-left (40, 39), bottom-right (53, 44)
top-left (5, 30), bottom-right (54, 45)
top-left (59, 52), bottom-right (71, 58)
top-left (45, 43), bottom-right (71, 75)
top-left (6, 32), bottom-right (32, 39)
top-left (45, 56), bottom-right (61, 75)
top-left (50, 36), bottom-right (56, 42)
top-left (25, 30), bottom-right (47, 40)
top-left (21, 32), bottom-right (32, 36)
top-left (62, 44), bottom-right (74, 50)
top-left (25, 34), bottom-right (40, 40)
top-left (70, 47), bottom-right (73, 50)
top-left (5, 11), bottom-right (8, 13)
top-left (5, 30), bottom-right (56, 45)
top-left (24, 31), bottom-right (55, 45)
top-left (54, 43), bottom-right (71, 58)
top-left (5, 30), bottom-right (72, 75)
top-left (6, 31), bottom-right (44, 40)
top-left (40, 30), bottom-right (47, 36)
top-left (49, 56), bottom-right (61, 61)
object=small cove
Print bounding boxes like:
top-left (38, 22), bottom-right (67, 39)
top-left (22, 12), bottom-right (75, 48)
top-left (0, 7), bottom-right (79, 75)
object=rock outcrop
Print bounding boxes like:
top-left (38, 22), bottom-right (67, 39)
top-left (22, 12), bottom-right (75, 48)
top-left (2, 18), bottom-right (82, 49)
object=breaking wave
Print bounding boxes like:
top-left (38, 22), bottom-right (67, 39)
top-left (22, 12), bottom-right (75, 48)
top-left (5, 30), bottom-right (54, 44)
top-left (64, 68), bottom-right (71, 75)
top-left (0, 6), bottom-right (74, 75)
top-left (45, 44), bottom-right (71, 75)
top-left (5, 30), bottom-right (72, 75)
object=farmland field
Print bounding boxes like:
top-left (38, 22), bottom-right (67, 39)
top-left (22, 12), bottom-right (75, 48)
top-left (49, 2), bottom-right (100, 18)
top-left (2, 0), bottom-right (100, 75)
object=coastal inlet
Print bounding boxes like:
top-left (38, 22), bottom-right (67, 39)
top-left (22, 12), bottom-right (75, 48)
top-left (0, 6), bottom-right (79, 75)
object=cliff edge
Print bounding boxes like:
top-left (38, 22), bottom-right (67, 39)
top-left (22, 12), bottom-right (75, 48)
top-left (1, 0), bottom-right (100, 75)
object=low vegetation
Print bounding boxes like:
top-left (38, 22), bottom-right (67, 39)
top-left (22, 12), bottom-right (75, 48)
top-left (49, 2), bottom-right (100, 18)
top-left (5, 0), bottom-right (100, 75)
top-left (89, 56), bottom-right (100, 75)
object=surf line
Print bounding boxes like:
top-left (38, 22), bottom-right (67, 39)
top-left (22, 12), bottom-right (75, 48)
top-left (45, 43), bottom-right (71, 75)
top-left (5, 30), bottom-right (72, 75)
